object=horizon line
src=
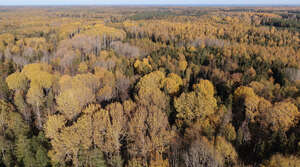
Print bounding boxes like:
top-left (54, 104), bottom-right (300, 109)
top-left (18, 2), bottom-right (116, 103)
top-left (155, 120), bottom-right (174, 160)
top-left (1, 4), bottom-right (300, 7)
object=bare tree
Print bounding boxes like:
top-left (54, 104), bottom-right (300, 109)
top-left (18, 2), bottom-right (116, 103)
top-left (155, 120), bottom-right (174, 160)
top-left (111, 41), bottom-right (140, 58)
top-left (115, 72), bottom-right (130, 101)
top-left (23, 46), bottom-right (35, 59)
top-left (183, 138), bottom-right (223, 167)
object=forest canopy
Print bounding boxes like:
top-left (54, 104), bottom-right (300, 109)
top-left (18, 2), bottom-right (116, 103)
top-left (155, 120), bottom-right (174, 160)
top-left (0, 6), bottom-right (300, 167)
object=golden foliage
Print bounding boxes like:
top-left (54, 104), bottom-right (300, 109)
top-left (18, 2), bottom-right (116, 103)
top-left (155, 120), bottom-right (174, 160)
top-left (161, 73), bottom-right (183, 94)
top-left (178, 59), bottom-right (188, 72)
top-left (57, 86), bottom-right (95, 120)
top-left (234, 86), bottom-right (256, 100)
top-left (136, 71), bottom-right (165, 90)
top-left (134, 58), bottom-right (153, 74)
top-left (44, 115), bottom-right (66, 139)
top-left (193, 79), bottom-right (215, 96)
top-left (261, 154), bottom-right (300, 167)
top-left (215, 136), bottom-right (238, 165)
top-left (175, 80), bottom-right (217, 124)
top-left (262, 101), bottom-right (300, 132)
top-left (6, 72), bottom-right (28, 90)
top-left (78, 62), bottom-right (88, 73)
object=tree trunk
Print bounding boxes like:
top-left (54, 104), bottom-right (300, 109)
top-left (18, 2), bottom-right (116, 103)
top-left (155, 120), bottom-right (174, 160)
top-left (36, 103), bottom-right (42, 129)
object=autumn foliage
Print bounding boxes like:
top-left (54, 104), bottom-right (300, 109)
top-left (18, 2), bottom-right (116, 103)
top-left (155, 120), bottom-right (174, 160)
top-left (0, 6), bottom-right (300, 167)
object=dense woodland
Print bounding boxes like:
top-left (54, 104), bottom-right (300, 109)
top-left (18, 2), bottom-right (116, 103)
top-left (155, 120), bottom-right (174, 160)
top-left (0, 6), bottom-right (300, 167)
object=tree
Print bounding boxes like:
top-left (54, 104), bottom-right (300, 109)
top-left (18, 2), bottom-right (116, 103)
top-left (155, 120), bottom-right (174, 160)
top-left (14, 90), bottom-right (31, 121)
top-left (0, 100), bottom-right (29, 136)
top-left (175, 80), bottom-right (217, 125)
top-left (127, 71), bottom-right (173, 166)
top-left (127, 104), bottom-right (173, 166)
top-left (78, 148), bottom-right (107, 167)
top-left (261, 154), bottom-right (300, 167)
top-left (111, 41), bottom-right (140, 58)
top-left (234, 86), bottom-right (256, 101)
top-left (5, 72), bottom-right (28, 90)
top-left (237, 86), bottom-right (300, 133)
top-left (0, 100), bottom-right (50, 167)
top-left (98, 102), bottom-right (126, 166)
top-left (161, 73), bottom-right (183, 95)
top-left (22, 63), bottom-right (52, 79)
top-left (97, 85), bottom-right (114, 102)
top-left (215, 136), bottom-right (238, 166)
top-left (46, 110), bottom-right (94, 166)
top-left (15, 133), bottom-right (50, 167)
top-left (6, 63), bottom-right (55, 126)
top-left (96, 70), bottom-right (117, 102)
top-left (136, 71), bottom-right (165, 90)
top-left (26, 83), bottom-right (45, 129)
top-left (15, 135), bottom-right (36, 167)
top-left (178, 59), bottom-right (187, 72)
top-left (78, 61), bottom-right (88, 73)
top-left (115, 71), bottom-right (131, 101)
top-left (46, 103), bottom-right (125, 167)
top-left (134, 58), bottom-right (152, 74)
top-left (71, 73), bottom-right (101, 93)
top-left (0, 100), bottom-right (21, 167)
top-left (259, 101), bottom-right (300, 132)
top-left (57, 86), bottom-right (95, 120)
top-left (44, 115), bottom-right (66, 139)
top-left (219, 123), bottom-right (237, 142)
top-left (183, 137), bottom-right (223, 167)
top-left (28, 70), bottom-right (55, 89)
top-left (193, 79), bottom-right (215, 97)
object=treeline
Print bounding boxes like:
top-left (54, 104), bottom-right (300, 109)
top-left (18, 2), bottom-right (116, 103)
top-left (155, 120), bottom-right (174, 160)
top-left (0, 6), bottom-right (300, 167)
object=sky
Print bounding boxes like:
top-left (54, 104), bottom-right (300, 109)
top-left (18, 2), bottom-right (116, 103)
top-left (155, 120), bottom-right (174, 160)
top-left (0, 0), bottom-right (299, 6)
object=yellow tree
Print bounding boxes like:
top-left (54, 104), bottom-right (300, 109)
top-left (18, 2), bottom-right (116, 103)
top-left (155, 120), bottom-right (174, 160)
top-left (46, 102), bottom-right (125, 167)
top-left (175, 80), bottom-right (217, 125)
top-left (96, 70), bottom-right (117, 102)
top-left (22, 63), bottom-right (52, 80)
top-left (93, 102), bottom-right (127, 167)
top-left (215, 136), bottom-right (238, 166)
top-left (259, 101), bottom-right (300, 132)
top-left (193, 79), bottom-right (215, 97)
top-left (178, 59), bottom-right (188, 72)
top-left (127, 71), bottom-right (173, 166)
top-left (234, 86), bottom-right (256, 101)
top-left (26, 83), bottom-right (45, 129)
top-left (78, 62), bottom-right (88, 73)
top-left (56, 86), bottom-right (95, 120)
top-left (27, 71), bottom-right (55, 89)
top-left (261, 154), bottom-right (300, 167)
top-left (5, 72), bottom-right (28, 91)
top-left (71, 73), bottom-right (100, 93)
top-left (44, 115), bottom-right (66, 139)
top-left (6, 72), bottom-right (30, 120)
top-left (7, 63), bottom-right (56, 127)
top-left (235, 86), bottom-right (300, 133)
top-left (45, 105), bottom-right (96, 167)
top-left (161, 73), bottom-right (183, 95)
top-left (48, 114), bottom-right (93, 167)
top-left (134, 58), bottom-right (152, 74)
top-left (127, 103), bottom-right (173, 166)
top-left (136, 70), bottom-right (165, 90)
top-left (56, 73), bottom-right (100, 120)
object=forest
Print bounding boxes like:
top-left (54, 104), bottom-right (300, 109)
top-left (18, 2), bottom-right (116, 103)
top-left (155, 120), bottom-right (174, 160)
top-left (0, 6), bottom-right (300, 167)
